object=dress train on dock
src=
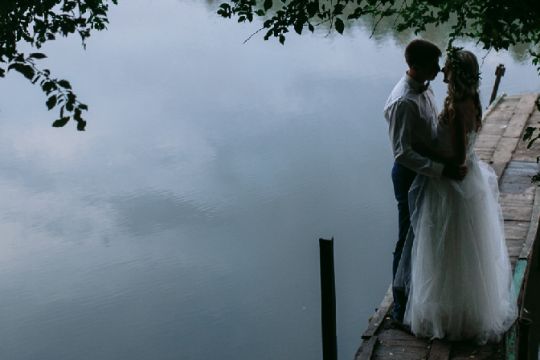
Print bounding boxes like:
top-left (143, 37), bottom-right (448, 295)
top-left (400, 132), bottom-right (518, 344)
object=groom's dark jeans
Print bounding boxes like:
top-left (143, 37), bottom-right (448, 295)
top-left (391, 162), bottom-right (416, 322)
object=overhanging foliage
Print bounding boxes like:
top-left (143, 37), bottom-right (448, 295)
top-left (0, 0), bottom-right (118, 130)
top-left (217, 0), bottom-right (540, 66)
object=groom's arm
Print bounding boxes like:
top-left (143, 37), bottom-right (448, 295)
top-left (387, 99), bottom-right (445, 178)
top-left (413, 142), bottom-right (453, 164)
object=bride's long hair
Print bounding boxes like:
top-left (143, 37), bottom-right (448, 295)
top-left (439, 49), bottom-right (482, 131)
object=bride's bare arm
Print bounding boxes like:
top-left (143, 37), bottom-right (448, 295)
top-left (452, 99), bottom-right (476, 165)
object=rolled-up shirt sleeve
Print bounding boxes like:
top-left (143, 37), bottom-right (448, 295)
top-left (387, 99), bottom-right (444, 178)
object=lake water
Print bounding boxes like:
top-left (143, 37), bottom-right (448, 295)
top-left (1, 1), bottom-right (539, 359)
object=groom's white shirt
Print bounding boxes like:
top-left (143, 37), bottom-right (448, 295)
top-left (383, 74), bottom-right (444, 178)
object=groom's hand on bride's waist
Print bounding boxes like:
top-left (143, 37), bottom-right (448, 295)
top-left (442, 164), bottom-right (467, 181)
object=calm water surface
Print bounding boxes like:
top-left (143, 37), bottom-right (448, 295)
top-left (0, 1), bottom-right (539, 359)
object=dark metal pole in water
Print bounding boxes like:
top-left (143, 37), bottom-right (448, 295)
top-left (319, 237), bottom-right (337, 360)
top-left (489, 64), bottom-right (506, 105)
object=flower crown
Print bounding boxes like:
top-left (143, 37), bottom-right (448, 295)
top-left (445, 46), bottom-right (481, 87)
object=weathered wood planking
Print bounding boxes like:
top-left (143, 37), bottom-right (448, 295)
top-left (355, 93), bottom-right (540, 360)
top-left (427, 340), bottom-right (451, 360)
top-left (512, 107), bottom-right (540, 162)
top-left (355, 336), bottom-right (378, 360)
top-left (361, 285), bottom-right (393, 339)
top-left (504, 220), bottom-right (530, 240)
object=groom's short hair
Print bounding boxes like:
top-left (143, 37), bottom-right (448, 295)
top-left (405, 39), bottom-right (442, 68)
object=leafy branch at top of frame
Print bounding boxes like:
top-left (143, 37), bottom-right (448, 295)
top-left (216, 0), bottom-right (540, 72)
top-left (0, 0), bottom-right (118, 131)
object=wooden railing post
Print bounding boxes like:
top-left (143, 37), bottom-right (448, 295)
top-left (489, 64), bottom-right (506, 105)
top-left (319, 237), bottom-right (338, 360)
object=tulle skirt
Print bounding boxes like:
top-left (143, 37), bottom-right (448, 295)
top-left (400, 154), bottom-right (518, 344)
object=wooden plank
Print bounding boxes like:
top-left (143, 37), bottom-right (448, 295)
top-left (492, 137), bottom-right (520, 165)
top-left (376, 328), bottom-right (419, 341)
top-left (503, 93), bottom-right (538, 138)
top-left (486, 114), bottom-right (515, 125)
top-left (491, 161), bottom-right (507, 179)
top-left (475, 134), bottom-right (500, 149)
top-left (504, 221), bottom-right (530, 241)
top-left (505, 160), bottom-right (540, 171)
top-left (428, 340), bottom-right (450, 360)
top-left (373, 344), bottom-right (428, 360)
top-left (451, 342), bottom-right (503, 360)
top-left (504, 221), bottom-right (530, 240)
top-left (513, 116), bottom-right (540, 161)
top-left (502, 205), bottom-right (533, 222)
top-left (512, 150), bottom-right (540, 162)
top-left (482, 93), bottom-right (506, 120)
top-left (478, 123), bottom-right (506, 136)
top-left (506, 238), bottom-right (524, 249)
top-left (503, 95), bottom-right (523, 100)
top-left (507, 244), bottom-right (522, 258)
top-left (499, 161), bottom-right (538, 193)
top-left (377, 337), bottom-right (428, 349)
top-left (475, 149), bottom-right (494, 162)
top-left (500, 192), bottom-right (535, 206)
top-left (362, 284), bottom-right (392, 339)
top-left (355, 335), bottom-right (378, 360)
top-left (519, 185), bottom-right (540, 259)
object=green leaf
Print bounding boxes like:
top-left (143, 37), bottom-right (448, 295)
top-left (52, 117), bottom-right (70, 127)
top-left (307, 2), bottom-right (319, 17)
top-left (294, 21), bottom-right (303, 35)
top-left (42, 81), bottom-right (56, 93)
top-left (74, 108), bottom-right (82, 121)
top-left (76, 119), bottom-right (87, 131)
top-left (46, 95), bottom-right (57, 110)
top-left (335, 18), bottom-right (344, 34)
top-left (29, 53), bottom-right (47, 59)
top-left (9, 63), bottom-right (35, 80)
top-left (279, 34), bottom-right (286, 45)
top-left (333, 4), bottom-right (345, 15)
top-left (308, 23), bottom-right (314, 32)
top-left (264, 0), bottom-right (272, 11)
top-left (58, 80), bottom-right (72, 89)
top-left (524, 126), bottom-right (535, 141)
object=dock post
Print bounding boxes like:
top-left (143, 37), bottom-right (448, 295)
top-left (518, 308), bottom-right (532, 359)
top-left (489, 64), bottom-right (505, 105)
top-left (319, 237), bottom-right (338, 360)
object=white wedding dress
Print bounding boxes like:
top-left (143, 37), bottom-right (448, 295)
top-left (400, 121), bottom-right (518, 344)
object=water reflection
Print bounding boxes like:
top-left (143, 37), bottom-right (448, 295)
top-left (0, 0), bottom-right (537, 359)
top-left (111, 190), bottom-right (219, 236)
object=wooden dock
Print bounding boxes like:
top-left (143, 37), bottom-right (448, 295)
top-left (355, 93), bottom-right (540, 360)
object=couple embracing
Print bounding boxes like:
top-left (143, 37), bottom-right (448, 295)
top-left (384, 39), bottom-right (518, 344)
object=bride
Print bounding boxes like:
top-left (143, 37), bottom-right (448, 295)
top-left (396, 48), bottom-right (518, 344)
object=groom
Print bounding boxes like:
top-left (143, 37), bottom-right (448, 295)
top-left (383, 39), bottom-right (466, 324)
